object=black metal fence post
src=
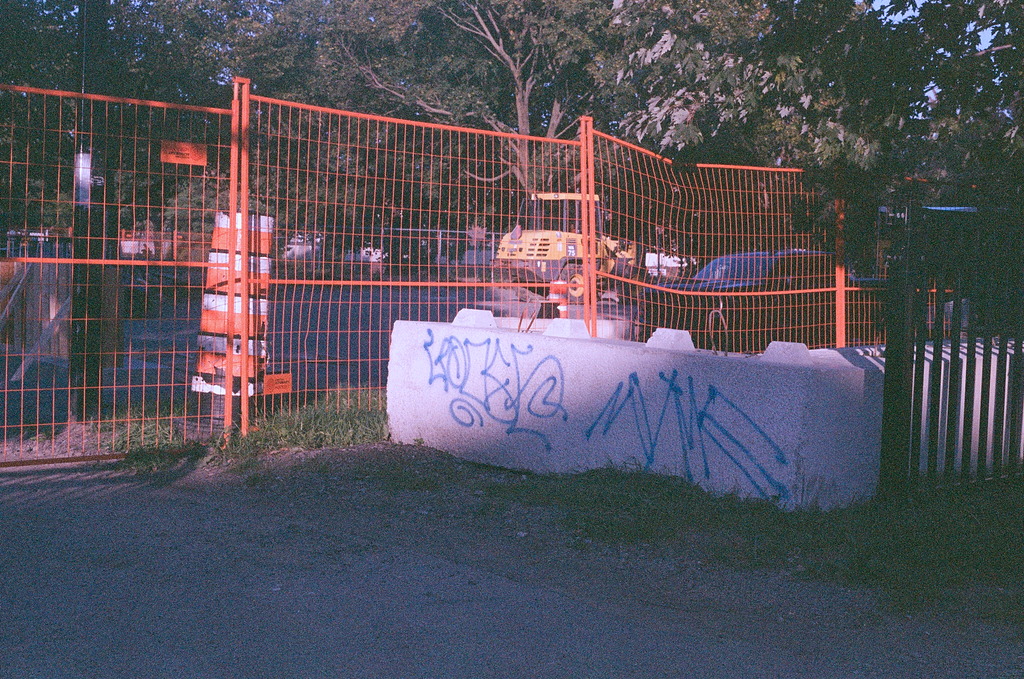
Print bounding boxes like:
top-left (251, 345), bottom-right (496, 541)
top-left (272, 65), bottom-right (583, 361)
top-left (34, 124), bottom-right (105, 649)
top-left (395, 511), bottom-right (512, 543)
top-left (878, 223), bottom-right (915, 498)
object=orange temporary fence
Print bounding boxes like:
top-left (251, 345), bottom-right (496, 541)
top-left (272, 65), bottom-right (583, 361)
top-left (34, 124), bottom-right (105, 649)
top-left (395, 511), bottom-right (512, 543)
top-left (0, 83), bottom-right (234, 464)
top-left (591, 131), bottom-right (846, 354)
top-left (0, 80), bottom-right (886, 467)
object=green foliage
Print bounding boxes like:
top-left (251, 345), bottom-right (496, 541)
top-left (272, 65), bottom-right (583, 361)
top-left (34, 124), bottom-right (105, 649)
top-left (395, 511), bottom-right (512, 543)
top-left (261, 0), bottom-right (617, 138)
top-left (486, 467), bottom-right (1024, 606)
top-left (886, 0), bottom-right (1021, 126)
top-left (109, 404), bottom-right (209, 473)
top-left (614, 0), bottom-right (1022, 207)
top-left (879, 0), bottom-right (1024, 205)
top-left (220, 392), bottom-right (389, 463)
top-left (614, 1), bottom-right (924, 171)
top-left (0, 0), bottom-right (81, 91)
top-left (115, 440), bottom-right (208, 474)
top-left (110, 418), bottom-right (184, 454)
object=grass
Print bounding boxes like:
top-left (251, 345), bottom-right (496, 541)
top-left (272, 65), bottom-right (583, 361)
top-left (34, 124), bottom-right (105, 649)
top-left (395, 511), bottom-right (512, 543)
top-left (110, 416), bottom-right (183, 453)
top-left (218, 391), bottom-right (389, 465)
top-left (115, 440), bottom-right (208, 473)
top-left (108, 392), bottom-right (387, 472)
top-left (105, 391), bottom-right (1024, 614)
top-left (108, 402), bottom-right (209, 473)
top-left (481, 467), bottom-right (1024, 610)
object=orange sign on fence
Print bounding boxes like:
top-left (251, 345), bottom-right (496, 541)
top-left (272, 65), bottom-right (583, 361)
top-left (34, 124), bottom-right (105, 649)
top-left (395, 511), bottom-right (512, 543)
top-left (160, 140), bottom-right (208, 166)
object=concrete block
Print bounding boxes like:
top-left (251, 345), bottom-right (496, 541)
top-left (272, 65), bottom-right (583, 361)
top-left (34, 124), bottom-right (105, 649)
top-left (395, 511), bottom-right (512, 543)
top-left (646, 328), bottom-right (697, 352)
top-left (387, 320), bottom-right (883, 510)
top-left (761, 341), bottom-right (813, 366)
top-left (452, 308), bottom-right (497, 328)
top-left (492, 315), bottom-right (635, 341)
top-left (542, 318), bottom-right (591, 338)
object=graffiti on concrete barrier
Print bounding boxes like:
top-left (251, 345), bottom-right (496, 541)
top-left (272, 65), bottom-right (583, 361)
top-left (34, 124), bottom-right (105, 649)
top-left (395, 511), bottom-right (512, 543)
top-left (423, 329), bottom-right (568, 449)
top-left (586, 369), bottom-right (789, 500)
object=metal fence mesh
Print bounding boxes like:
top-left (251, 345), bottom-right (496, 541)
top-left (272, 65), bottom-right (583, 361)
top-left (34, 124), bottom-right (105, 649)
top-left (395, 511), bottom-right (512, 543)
top-left (0, 85), bottom-right (232, 464)
top-left (0, 82), bottom-right (886, 466)
top-left (247, 93), bottom-right (585, 416)
top-left (594, 132), bottom-right (841, 354)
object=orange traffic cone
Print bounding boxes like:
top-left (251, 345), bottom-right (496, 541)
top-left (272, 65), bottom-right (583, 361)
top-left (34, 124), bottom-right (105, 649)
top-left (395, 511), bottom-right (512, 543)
top-left (548, 279), bottom-right (569, 319)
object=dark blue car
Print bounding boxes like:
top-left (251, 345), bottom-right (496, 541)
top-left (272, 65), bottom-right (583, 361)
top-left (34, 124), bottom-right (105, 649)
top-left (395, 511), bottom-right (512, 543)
top-left (641, 249), bottom-right (837, 353)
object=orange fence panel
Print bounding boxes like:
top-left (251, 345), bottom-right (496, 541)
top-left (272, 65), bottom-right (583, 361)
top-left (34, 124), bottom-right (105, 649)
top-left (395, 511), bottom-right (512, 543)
top-left (0, 81), bottom-right (887, 466)
top-left (592, 131), bottom-right (886, 354)
top-left (0, 84), bottom-right (233, 465)
top-left (246, 93), bottom-right (584, 416)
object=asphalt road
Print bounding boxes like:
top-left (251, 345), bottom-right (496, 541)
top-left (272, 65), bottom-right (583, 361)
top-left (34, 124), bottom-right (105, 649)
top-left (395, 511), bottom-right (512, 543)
top-left (265, 283), bottom-right (496, 393)
top-left (2, 281), bottom-right (497, 431)
top-left (1, 455), bottom-right (1022, 679)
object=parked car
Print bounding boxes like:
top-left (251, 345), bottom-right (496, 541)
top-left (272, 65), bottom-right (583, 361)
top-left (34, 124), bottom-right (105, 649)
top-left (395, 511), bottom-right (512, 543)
top-left (282, 231), bottom-right (324, 261)
top-left (641, 249), bottom-right (837, 353)
top-left (343, 245), bottom-right (388, 279)
top-left (644, 252), bottom-right (699, 280)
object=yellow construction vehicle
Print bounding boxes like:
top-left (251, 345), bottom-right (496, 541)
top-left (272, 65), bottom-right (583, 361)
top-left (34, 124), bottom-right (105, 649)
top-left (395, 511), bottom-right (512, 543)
top-left (492, 193), bottom-right (634, 300)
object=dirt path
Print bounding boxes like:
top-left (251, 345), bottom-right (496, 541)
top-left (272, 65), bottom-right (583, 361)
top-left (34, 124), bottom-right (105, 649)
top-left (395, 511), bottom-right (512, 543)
top-left (0, 446), bottom-right (1021, 678)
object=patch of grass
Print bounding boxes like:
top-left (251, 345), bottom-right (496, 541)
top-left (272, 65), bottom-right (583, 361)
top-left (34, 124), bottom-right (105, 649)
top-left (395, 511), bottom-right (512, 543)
top-left (220, 392), bottom-right (388, 463)
top-left (486, 467), bottom-right (717, 543)
top-left (483, 466), bottom-right (1024, 607)
top-left (105, 399), bottom-right (203, 448)
top-left (109, 407), bottom-right (209, 473)
top-left (110, 417), bottom-right (184, 453)
top-left (357, 453), bottom-right (506, 493)
top-left (115, 440), bottom-right (208, 473)
top-left (27, 424), bottom-right (60, 441)
top-left (829, 482), bottom-right (1024, 606)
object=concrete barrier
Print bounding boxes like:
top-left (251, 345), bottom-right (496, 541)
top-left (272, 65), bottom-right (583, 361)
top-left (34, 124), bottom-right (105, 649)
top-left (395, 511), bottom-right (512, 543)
top-left (387, 310), bottom-right (883, 509)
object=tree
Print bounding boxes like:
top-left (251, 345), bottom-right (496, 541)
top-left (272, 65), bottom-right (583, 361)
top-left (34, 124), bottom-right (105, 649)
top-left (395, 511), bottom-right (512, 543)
top-left (615, 0), bottom-right (1020, 201)
top-left (881, 0), bottom-right (1022, 206)
top-left (98, 0), bottom-right (287, 107)
top-left (614, 1), bottom-right (928, 170)
top-left (0, 0), bottom-right (82, 91)
top-left (303, 0), bottom-right (618, 139)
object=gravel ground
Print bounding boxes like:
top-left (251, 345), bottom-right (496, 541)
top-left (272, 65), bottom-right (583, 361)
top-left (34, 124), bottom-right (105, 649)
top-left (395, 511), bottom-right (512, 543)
top-left (0, 444), bottom-right (1022, 678)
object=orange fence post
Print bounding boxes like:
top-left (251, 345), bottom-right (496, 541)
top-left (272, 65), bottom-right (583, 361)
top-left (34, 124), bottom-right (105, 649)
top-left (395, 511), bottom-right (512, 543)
top-left (578, 116), bottom-right (598, 337)
top-left (834, 198), bottom-right (847, 349)
top-left (236, 77), bottom-right (254, 434)
top-left (223, 78), bottom-right (243, 433)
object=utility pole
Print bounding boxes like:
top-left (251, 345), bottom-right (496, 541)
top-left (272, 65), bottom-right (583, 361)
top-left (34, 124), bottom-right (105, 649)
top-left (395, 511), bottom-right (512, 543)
top-left (70, 0), bottom-right (119, 419)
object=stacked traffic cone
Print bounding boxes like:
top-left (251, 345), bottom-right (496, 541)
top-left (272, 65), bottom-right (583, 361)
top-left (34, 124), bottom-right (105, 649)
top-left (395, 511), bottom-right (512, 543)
top-left (191, 212), bottom-right (273, 424)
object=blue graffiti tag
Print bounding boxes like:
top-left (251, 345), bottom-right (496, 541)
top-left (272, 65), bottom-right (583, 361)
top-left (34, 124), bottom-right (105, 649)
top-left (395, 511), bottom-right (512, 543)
top-left (423, 329), bottom-right (568, 449)
top-left (585, 370), bottom-right (790, 501)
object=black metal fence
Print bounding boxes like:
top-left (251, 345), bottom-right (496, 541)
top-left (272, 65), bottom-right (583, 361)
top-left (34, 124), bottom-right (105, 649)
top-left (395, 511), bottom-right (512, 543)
top-left (881, 205), bottom-right (1024, 493)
